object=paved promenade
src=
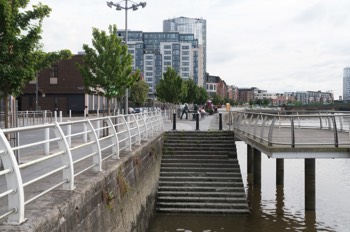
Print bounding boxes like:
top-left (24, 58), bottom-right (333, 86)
top-left (162, 113), bottom-right (224, 131)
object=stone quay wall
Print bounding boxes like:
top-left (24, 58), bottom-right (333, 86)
top-left (1, 133), bottom-right (164, 232)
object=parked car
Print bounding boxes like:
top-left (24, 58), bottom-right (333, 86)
top-left (128, 107), bottom-right (135, 114)
top-left (133, 108), bottom-right (142, 113)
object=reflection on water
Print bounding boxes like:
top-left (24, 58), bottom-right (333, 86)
top-left (148, 141), bottom-right (350, 232)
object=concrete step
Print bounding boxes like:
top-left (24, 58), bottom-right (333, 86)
top-left (158, 176), bottom-right (243, 182)
top-left (160, 167), bottom-right (241, 172)
top-left (162, 150), bottom-right (237, 155)
top-left (157, 191), bottom-right (247, 198)
top-left (160, 158), bottom-right (237, 164)
top-left (158, 186), bottom-right (245, 193)
top-left (157, 196), bottom-right (248, 203)
top-left (162, 155), bottom-right (229, 160)
top-left (159, 171), bottom-right (242, 177)
top-left (163, 144), bottom-right (235, 153)
top-left (158, 181), bottom-right (244, 187)
top-left (158, 131), bottom-right (248, 215)
top-left (156, 202), bottom-right (249, 209)
top-left (156, 207), bottom-right (250, 214)
top-left (164, 139), bottom-right (236, 144)
top-left (160, 163), bottom-right (240, 168)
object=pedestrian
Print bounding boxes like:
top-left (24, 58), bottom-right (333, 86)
top-left (180, 103), bottom-right (189, 119)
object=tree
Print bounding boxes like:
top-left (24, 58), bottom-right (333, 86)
top-left (0, 1), bottom-right (71, 128)
top-left (130, 79), bottom-right (149, 106)
top-left (212, 93), bottom-right (224, 106)
top-left (156, 67), bottom-right (183, 104)
top-left (196, 87), bottom-right (208, 105)
top-left (78, 25), bottom-right (140, 115)
top-left (181, 78), bottom-right (198, 104)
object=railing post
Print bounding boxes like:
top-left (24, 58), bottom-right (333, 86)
top-left (219, 113), bottom-right (223, 130)
top-left (0, 130), bottom-right (26, 224)
top-left (86, 119), bottom-right (102, 171)
top-left (107, 117), bottom-right (120, 159)
top-left (132, 114), bottom-right (141, 145)
top-left (332, 116), bottom-right (339, 148)
top-left (291, 117), bottom-right (295, 148)
top-left (44, 127), bottom-right (50, 155)
top-left (172, 113), bottom-right (176, 130)
top-left (260, 116), bottom-right (267, 143)
top-left (196, 113), bottom-right (199, 131)
top-left (53, 122), bottom-right (75, 190)
top-left (122, 115), bottom-right (132, 151)
top-left (268, 117), bottom-right (276, 146)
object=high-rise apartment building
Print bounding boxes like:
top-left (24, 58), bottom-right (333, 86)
top-left (117, 30), bottom-right (200, 97)
top-left (163, 17), bottom-right (207, 87)
top-left (343, 67), bottom-right (350, 101)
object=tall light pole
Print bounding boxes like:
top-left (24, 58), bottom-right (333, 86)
top-left (106, 0), bottom-right (146, 114)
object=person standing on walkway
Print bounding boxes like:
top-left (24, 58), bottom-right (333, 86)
top-left (180, 103), bottom-right (189, 119)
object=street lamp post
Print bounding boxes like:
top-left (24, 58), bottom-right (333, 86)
top-left (106, 0), bottom-right (146, 114)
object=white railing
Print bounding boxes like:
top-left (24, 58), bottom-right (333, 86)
top-left (230, 111), bottom-right (350, 148)
top-left (0, 110), bottom-right (163, 224)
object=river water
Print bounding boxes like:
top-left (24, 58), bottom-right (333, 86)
top-left (148, 141), bottom-right (350, 232)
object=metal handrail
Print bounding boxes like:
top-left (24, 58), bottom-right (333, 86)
top-left (0, 110), bottom-right (163, 224)
top-left (230, 111), bottom-right (350, 148)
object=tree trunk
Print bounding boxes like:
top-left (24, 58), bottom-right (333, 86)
top-left (4, 94), bottom-right (9, 129)
top-left (107, 98), bottom-right (110, 116)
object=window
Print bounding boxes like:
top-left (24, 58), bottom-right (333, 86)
top-left (146, 72), bottom-right (153, 76)
top-left (164, 61), bottom-right (171, 66)
top-left (182, 45), bottom-right (189, 50)
top-left (164, 56), bottom-right (171, 60)
top-left (182, 56), bottom-right (189, 61)
top-left (164, 45), bottom-right (171, 49)
top-left (164, 50), bottom-right (172, 55)
top-left (146, 67), bottom-right (153, 71)
top-left (182, 51), bottom-right (189, 55)
top-left (182, 62), bottom-right (189, 66)
top-left (146, 61), bottom-right (153, 65)
top-left (50, 65), bottom-right (58, 78)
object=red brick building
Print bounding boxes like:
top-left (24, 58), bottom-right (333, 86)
top-left (19, 55), bottom-right (86, 115)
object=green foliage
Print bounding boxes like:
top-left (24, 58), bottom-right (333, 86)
top-left (0, 1), bottom-right (65, 97)
top-left (130, 79), bottom-right (149, 106)
top-left (196, 87), bottom-right (208, 105)
top-left (78, 25), bottom-right (139, 100)
top-left (212, 93), bottom-right (224, 106)
top-left (181, 78), bottom-right (198, 104)
top-left (156, 67), bottom-right (183, 104)
top-left (0, 0), bottom-right (71, 127)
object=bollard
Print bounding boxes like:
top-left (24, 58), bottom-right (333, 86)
top-left (196, 113), bottom-right (199, 130)
top-left (173, 113), bottom-right (176, 130)
top-left (219, 113), bottom-right (223, 130)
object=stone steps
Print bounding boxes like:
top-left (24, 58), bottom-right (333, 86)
top-left (156, 131), bottom-right (250, 214)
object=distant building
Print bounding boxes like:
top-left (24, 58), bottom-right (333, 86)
top-left (295, 91), bottom-right (333, 104)
top-left (20, 54), bottom-right (117, 114)
top-left (163, 16), bottom-right (207, 87)
top-left (237, 87), bottom-right (257, 104)
top-left (343, 67), bottom-right (350, 101)
top-left (227, 85), bottom-right (239, 103)
top-left (206, 75), bottom-right (227, 99)
top-left (117, 30), bottom-right (203, 98)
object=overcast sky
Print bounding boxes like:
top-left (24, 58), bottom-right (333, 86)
top-left (29, 0), bottom-right (350, 99)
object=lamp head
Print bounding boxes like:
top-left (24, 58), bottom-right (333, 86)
top-left (106, 1), bottom-right (113, 8)
top-left (116, 4), bottom-right (122, 10)
top-left (140, 2), bottom-right (146, 8)
top-left (132, 4), bottom-right (138, 10)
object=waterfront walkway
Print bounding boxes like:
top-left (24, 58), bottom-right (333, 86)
top-left (162, 113), bottom-right (223, 131)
